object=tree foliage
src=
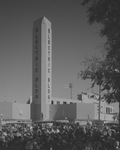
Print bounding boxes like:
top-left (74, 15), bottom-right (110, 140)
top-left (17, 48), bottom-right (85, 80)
top-left (79, 0), bottom-right (120, 103)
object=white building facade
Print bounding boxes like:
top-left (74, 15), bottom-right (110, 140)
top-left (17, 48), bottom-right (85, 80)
top-left (50, 92), bottom-right (115, 122)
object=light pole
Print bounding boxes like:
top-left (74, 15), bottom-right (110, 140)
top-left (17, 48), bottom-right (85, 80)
top-left (69, 83), bottom-right (73, 99)
top-left (98, 84), bottom-right (101, 121)
top-left (115, 69), bottom-right (120, 125)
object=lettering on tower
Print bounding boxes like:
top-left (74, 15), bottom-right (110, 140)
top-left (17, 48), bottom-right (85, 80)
top-left (47, 27), bottom-right (52, 101)
top-left (34, 27), bottom-right (39, 102)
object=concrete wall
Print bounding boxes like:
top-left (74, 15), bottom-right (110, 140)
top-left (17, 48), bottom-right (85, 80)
top-left (49, 103), bottom-right (95, 121)
top-left (76, 103), bottom-right (95, 120)
top-left (0, 101), bottom-right (115, 122)
top-left (100, 113), bottom-right (113, 121)
top-left (31, 103), bottom-right (41, 121)
top-left (0, 102), bottom-right (12, 119)
top-left (49, 104), bottom-right (76, 121)
top-left (12, 103), bottom-right (30, 120)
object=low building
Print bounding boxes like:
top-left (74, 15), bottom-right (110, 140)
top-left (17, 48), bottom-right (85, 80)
top-left (0, 92), bottom-right (116, 123)
top-left (50, 92), bottom-right (115, 122)
top-left (49, 103), bottom-right (114, 122)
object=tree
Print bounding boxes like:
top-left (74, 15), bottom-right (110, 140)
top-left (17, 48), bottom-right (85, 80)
top-left (81, 0), bottom-right (120, 64)
top-left (113, 113), bottom-right (119, 122)
top-left (79, 0), bottom-right (120, 105)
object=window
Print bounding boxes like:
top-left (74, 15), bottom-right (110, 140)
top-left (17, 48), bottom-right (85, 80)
top-left (106, 107), bottom-right (112, 114)
top-left (57, 101), bottom-right (60, 104)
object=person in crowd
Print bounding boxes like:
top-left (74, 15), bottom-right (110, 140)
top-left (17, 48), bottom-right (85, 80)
top-left (0, 122), bottom-right (119, 150)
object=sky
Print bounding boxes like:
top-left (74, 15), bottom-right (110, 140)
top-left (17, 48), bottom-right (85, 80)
top-left (0, 0), bottom-right (105, 103)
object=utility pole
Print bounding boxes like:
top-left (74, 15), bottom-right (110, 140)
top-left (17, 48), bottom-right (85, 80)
top-left (98, 84), bottom-right (101, 121)
top-left (115, 69), bottom-right (120, 127)
top-left (69, 83), bottom-right (73, 99)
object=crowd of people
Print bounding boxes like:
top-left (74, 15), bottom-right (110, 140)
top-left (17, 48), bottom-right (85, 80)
top-left (0, 121), bottom-right (119, 150)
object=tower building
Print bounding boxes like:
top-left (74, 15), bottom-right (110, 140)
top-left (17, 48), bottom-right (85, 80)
top-left (31, 17), bottom-right (52, 121)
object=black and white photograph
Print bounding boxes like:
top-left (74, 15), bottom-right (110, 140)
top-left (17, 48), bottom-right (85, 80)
top-left (0, 0), bottom-right (119, 149)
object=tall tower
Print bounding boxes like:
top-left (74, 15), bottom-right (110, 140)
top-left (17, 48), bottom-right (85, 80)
top-left (31, 17), bottom-right (52, 121)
